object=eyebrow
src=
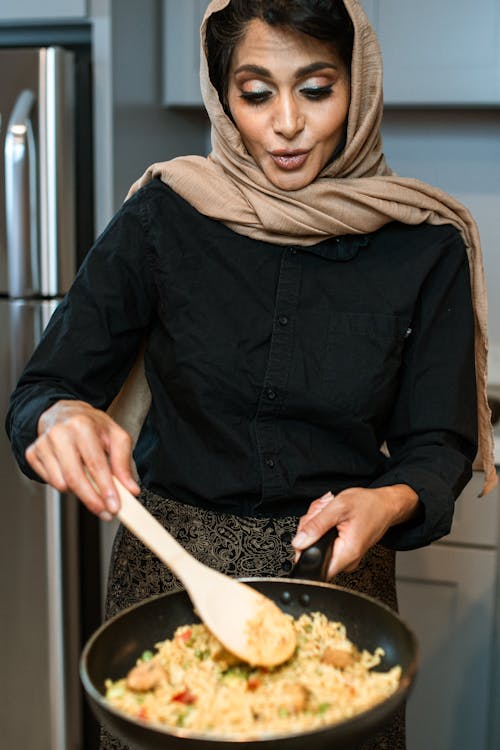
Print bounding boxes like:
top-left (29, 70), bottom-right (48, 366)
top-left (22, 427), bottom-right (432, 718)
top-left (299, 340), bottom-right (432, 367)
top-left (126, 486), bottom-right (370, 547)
top-left (233, 61), bottom-right (339, 78)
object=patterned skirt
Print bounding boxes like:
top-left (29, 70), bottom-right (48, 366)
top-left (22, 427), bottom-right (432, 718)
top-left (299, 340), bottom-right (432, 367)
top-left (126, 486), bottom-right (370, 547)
top-left (100, 488), bottom-right (405, 750)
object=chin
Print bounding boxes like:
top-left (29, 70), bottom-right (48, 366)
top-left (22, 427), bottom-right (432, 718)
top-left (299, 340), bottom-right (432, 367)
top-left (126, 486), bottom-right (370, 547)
top-left (266, 170), bottom-right (316, 191)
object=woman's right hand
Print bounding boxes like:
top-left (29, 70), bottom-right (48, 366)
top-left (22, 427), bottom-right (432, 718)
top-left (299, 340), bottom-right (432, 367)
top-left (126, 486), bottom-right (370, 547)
top-left (25, 400), bottom-right (141, 520)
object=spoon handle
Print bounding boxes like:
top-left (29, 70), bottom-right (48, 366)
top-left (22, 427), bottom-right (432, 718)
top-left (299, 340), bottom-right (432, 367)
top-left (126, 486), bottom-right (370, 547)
top-left (113, 478), bottom-right (202, 583)
top-left (112, 480), bottom-right (297, 667)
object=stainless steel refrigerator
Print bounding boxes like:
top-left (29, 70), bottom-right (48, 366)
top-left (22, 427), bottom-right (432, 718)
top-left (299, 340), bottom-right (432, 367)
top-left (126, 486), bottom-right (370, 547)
top-left (0, 33), bottom-right (100, 750)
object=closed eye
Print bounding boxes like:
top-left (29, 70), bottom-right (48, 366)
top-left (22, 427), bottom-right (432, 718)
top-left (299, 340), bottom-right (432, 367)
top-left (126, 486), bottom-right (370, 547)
top-left (300, 84), bottom-right (333, 100)
top-left (239, 91), bottom-right (272, 105)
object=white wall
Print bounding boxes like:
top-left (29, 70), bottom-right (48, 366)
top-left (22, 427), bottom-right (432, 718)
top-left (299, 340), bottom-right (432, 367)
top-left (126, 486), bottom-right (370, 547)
top-left (381, 110), bottom-right (500, 384)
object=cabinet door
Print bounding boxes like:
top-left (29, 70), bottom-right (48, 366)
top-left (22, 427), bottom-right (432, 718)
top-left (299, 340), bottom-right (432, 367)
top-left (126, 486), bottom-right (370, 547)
top-left (443, 473), bottom-right (499, 547)
top-left (164, 1), bottom-right (500, 107)
top-left (396, 544), bottom-right (497, 750)
top-left (360, 0), bottom-right (500, 105)
top-left (0, 0), bottom-right (87, 21)
top-left (162, 0), bottom-right (208, 107)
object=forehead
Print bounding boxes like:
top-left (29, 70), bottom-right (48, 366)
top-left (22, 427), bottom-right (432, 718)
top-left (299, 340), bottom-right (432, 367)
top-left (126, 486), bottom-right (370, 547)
top-left (230, 18), bottom-right (343, 73)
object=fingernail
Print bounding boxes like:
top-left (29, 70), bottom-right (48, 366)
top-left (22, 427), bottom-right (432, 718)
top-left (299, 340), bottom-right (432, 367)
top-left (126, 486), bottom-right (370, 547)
top-left (320, 491), bottom-right (334, 502)
top-left (106, 496), bottom-right (120, 513)
top-left (292, 530), bottom-right (313, 549)
top-left (99, 510), bottom-right (113, 522)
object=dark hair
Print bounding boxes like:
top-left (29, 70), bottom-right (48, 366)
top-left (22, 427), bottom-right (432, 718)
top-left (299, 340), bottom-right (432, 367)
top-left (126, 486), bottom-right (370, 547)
top-left (205, 0), bottom-right (354, 113)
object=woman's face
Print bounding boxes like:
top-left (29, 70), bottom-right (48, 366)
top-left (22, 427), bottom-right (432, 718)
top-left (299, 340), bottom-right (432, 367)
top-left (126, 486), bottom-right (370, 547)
top-left (227, 19), bottom-right (351, 191)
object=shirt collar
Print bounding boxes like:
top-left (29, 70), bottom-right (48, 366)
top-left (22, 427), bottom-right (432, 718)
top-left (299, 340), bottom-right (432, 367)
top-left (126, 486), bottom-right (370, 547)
top-left (304, 234), bottom-right (369, 261)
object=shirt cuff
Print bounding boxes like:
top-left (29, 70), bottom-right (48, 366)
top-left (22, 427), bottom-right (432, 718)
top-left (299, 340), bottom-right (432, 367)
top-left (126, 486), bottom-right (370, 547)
top-left (6, 391), bottom-right (77, 481)
top-left (369, 468), bottom-right (460, 550)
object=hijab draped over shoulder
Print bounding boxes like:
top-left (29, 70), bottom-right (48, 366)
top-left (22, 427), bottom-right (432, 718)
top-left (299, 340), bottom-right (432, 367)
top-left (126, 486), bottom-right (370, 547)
top-left (113, 0), bottom-right (496, 495)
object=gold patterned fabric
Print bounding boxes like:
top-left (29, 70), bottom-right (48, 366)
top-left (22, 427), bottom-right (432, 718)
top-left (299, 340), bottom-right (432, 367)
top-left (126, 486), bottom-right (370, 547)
top-left (99, 490), bottom-right (405, 750)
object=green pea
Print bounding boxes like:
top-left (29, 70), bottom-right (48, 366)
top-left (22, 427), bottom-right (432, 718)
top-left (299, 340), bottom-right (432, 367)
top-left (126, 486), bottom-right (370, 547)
top-left (107, 683), bottom-right (126, 699)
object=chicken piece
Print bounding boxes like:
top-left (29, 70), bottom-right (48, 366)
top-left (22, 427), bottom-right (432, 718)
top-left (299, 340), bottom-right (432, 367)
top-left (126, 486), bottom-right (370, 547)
top-left (278, 683), bottom-right (310, 714)
top-left (126, 660), bottom-right (167, 692)
top-left (321, 646), bottom-right (357, 669)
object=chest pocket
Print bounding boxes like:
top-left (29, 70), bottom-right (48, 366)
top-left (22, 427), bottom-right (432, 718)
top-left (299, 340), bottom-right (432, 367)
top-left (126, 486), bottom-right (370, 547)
top-left (322, 312), bottom-right (412, 416)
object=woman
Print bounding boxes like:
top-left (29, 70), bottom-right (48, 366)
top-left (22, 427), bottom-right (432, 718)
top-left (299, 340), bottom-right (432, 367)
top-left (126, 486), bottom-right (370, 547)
top-left (6, 1), bottom-right (496, 748)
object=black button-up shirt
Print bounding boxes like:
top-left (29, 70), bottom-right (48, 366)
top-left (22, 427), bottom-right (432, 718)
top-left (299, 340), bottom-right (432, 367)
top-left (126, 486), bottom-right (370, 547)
top-left (6, 180), bottom-right (477, 550)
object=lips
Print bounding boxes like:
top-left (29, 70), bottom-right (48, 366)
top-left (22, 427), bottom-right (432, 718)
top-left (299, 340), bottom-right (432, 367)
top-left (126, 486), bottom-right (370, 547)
top-left (270, 150), bottom-right (310, 171)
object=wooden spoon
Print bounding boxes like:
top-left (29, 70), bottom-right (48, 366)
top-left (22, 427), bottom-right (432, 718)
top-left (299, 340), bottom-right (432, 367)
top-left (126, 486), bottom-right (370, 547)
top-left (112, 477), bottom-right (296, 667)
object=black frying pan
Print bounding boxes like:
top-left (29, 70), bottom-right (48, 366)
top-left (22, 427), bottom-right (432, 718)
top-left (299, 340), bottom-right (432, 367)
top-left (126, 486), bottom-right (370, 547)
top-left (81, 543), bottom-right (418, 750)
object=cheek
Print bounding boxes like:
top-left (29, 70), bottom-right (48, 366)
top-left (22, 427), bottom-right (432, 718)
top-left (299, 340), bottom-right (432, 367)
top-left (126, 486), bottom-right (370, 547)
top-left (233, 112), bottom-right (265, 154)
top-left (317, 109), bottom-right (348, 145)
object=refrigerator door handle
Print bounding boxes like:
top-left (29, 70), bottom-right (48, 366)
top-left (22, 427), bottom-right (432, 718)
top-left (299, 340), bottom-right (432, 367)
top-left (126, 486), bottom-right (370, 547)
top-left (39, 47), bottom-right (76, 297)
top-left (46, 485), bottom-right (81, 750)
top-left (4, 89), bottom-right (39, 298)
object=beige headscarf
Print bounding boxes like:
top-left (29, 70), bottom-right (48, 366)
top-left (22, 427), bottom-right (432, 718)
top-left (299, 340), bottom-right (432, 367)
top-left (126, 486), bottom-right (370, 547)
top-left (112, 0), bottom-right (496, 495)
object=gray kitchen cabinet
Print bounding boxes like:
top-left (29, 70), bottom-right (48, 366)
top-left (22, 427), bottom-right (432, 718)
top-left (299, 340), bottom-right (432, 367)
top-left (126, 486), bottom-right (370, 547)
top-left (396, 473), bottom-right (500, 750)
top-left (162, 1), bottom-right (500, 107)
top-left (0, 0), bottom-right (87, 21)
top-left (88, 0), bottom-right (208, 230)
top-left (162, 0), bottom-right (208, 106)
top-left (360, 0), bottom-right (500, 105)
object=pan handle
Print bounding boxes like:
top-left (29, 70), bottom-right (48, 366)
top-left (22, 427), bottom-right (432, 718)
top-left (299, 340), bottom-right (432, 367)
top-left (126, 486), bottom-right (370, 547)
top-left (291, 527), bottom-right (338, 581)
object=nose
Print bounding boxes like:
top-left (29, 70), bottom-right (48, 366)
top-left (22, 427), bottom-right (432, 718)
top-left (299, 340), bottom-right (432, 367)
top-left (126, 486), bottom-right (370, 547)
top-left (272, 94), bottom-right (305, 139)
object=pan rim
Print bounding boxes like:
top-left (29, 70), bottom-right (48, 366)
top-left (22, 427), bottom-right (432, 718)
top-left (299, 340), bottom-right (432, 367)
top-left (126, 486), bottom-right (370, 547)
top-left (80, 577), bottom-right (419, 745)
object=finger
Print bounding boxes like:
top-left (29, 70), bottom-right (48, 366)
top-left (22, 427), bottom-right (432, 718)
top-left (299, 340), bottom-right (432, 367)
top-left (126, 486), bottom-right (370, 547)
top-left (26, 441), bottom-right (68, 491)
top-left (25, 443), bottom-right (51, 483)
top-left (60, 414), bottom-right (125, 511)
top-left (292, 496), bottom-right (339, 550)
top-left (107, 427), bottom-right (140, 496)
top-left (28, 442), bottom-right (114, 521)
top-left (326, 535), bottom-right (362, 579)
top-left (77, 432), bottom-right (122, 514)
top-left (294, 491), bottom-right (334, 536)
top-left (302, 491), bottom-right (334, 521)
top-left (47, 437), bottom-right (109, 516)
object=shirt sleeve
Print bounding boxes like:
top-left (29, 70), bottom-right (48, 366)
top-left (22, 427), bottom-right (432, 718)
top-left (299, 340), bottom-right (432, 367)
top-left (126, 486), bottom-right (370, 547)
top-left (5, 191), bottom-right (156, 480)
top-left (370, 228), bottom-right (478, 550)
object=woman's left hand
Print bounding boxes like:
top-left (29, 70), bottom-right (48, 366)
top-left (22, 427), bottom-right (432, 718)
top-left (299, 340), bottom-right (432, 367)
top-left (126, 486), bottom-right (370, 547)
top-left (292, 485), bottom-right (420, 579)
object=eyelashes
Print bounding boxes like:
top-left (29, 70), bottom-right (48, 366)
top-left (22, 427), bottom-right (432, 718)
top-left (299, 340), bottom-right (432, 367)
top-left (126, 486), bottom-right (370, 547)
top-left (239, 85), bottom-right (334, 106)
top-left (239, 91), bottom-right (272, 105)
top-left (300, 84), bottom-right (334, 100)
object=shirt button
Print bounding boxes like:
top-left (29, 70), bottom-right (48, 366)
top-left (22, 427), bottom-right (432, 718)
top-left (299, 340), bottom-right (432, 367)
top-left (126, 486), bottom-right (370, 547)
top-left (278, 315), bottom-right (289, 326)
top-left (289, 247), bottom-right (297, 255)
top-left (266, 389), bottom-right (277, 401)
top-left (265, 457), bottom-right (275, 468)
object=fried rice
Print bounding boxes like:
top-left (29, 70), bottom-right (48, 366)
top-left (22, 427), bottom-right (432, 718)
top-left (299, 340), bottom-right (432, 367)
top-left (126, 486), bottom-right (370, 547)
top-left (105, 611), bottom-right (401, 738)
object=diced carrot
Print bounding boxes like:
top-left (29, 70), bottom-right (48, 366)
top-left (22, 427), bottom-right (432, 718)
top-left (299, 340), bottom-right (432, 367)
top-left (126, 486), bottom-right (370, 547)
top-left (172, 689), bottom-right (197, 705)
